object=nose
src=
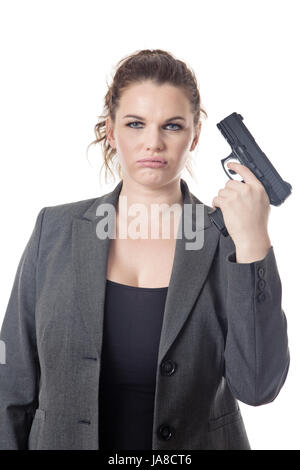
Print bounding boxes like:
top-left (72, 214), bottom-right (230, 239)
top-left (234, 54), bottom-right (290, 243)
top-left (144, 128), bottom-right (164, 152)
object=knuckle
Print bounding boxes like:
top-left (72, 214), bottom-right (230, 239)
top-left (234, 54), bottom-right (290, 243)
top-left (225, 180), bottom-right (236, 189)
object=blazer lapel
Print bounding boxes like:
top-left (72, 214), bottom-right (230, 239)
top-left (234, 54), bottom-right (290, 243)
top-left (72, 178), bottom-right (220, 363)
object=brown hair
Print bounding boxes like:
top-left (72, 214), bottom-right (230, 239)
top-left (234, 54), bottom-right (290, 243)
top-left (86, 49), bottom-right (208, 185)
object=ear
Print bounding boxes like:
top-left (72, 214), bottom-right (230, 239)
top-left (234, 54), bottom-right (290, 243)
top-left (106, 117), bottom-right (116, 149)
top-left (190, 121), bottom-right (202, 151)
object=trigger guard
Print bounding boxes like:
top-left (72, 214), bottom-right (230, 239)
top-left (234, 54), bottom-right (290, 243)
top-left (221, 156), bottom-right (237, 179)
top-left (221, 154), bottom-right (242, 180)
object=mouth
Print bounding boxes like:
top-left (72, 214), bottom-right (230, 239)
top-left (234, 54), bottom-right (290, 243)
top-left (137, 158), bottom-right (167, 164)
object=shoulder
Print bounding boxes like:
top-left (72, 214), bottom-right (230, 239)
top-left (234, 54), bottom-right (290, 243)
top-left (42, 196), bottom-right (99, 222)
top-left (33, 195), bottom-right (109, 251)
top-left (33, 196), bottom-right (104, 243)
top-left (40, 183), bottom-right (120, 225)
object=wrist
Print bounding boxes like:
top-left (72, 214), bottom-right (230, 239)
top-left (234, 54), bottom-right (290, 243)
top-left (234, 233), bottom-right (271, 263)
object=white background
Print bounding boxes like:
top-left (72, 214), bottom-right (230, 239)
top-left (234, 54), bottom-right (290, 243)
top-left (0, 0), bottom-right (299, 450)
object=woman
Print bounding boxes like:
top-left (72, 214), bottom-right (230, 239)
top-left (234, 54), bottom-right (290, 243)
top-left (0, 49), bottom-right (290, 450)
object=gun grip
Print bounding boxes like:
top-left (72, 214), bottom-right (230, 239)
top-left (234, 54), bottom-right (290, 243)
top-left (208, 207), bottom-right (229, 237)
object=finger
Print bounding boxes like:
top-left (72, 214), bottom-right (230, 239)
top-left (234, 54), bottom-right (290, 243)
top-left (227, 162), bottom-right (261, 185)
top-left (212, 196), bottom-right (223, 209)
top-left (219, 186), bottom-right (237, 197)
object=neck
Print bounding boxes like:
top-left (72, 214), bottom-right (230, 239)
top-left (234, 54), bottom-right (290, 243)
top-left (117, 177), bottom-right (183, 214)
top-left (115, 177), bottom-right (184, 239)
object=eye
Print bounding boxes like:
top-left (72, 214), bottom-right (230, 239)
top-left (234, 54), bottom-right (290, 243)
top-left (126, 121), bottom-right (182, 131)
top-left (166, 123), bottom-right (182, 130)
top-left (126, 121), bottom-right (142, 128)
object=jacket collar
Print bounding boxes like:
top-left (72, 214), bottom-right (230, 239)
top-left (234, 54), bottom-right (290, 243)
top-left (81, 178), bottom-right (212, 230)
top-left (72, 178), bottom-right (220, 364)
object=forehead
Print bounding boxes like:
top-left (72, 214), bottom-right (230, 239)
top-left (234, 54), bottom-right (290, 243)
top-left (117, 81), bottom-right (191, 115)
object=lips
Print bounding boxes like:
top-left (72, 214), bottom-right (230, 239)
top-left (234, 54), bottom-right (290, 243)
top-left (138, 158), bottom-right (167, 164)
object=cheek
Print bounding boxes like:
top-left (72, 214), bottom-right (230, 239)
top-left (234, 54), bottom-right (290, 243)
top-left (172, 131), bottom-right (193, 149)
top-left (117, 131), bottom-right (138, 149)
top-left (174, 139), bottom-right (192, 156)
top-left (115, 136), bottom-right (136, 159)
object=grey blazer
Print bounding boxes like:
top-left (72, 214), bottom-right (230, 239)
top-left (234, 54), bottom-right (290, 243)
top-left (0, 178), bottom-right (290, 450)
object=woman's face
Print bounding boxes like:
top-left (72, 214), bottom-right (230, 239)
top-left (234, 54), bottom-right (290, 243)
top-left (106, 80), bottom-right (201, 187)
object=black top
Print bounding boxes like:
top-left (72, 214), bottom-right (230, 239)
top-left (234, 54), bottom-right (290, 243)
top-left (98, 279), bottom-right (168, 450)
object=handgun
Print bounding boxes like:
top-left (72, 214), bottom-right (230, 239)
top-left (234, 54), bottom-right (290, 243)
top-left (208, 112), bottom-right (292, 237)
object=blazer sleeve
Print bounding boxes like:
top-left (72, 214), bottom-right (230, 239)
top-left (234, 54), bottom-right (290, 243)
top-left (0, 206), bottom-right (47, 449)
top-left (220, 234), bottom-right (290, 407)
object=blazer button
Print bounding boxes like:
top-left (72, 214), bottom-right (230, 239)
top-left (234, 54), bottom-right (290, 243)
top-left (160, 360), bottom-right (177, 376)
top-left (257, 292), bottom-right (266, 302)
top-left (157, 424), bottom-right (173, 441)
top-left (258, 279), bottom-right (266, 290)
top-left (258, 267), bottom-right (265, 278)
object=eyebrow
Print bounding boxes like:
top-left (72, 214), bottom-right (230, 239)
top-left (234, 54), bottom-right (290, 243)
top-left (122, 114), bottom-right (186, 122)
